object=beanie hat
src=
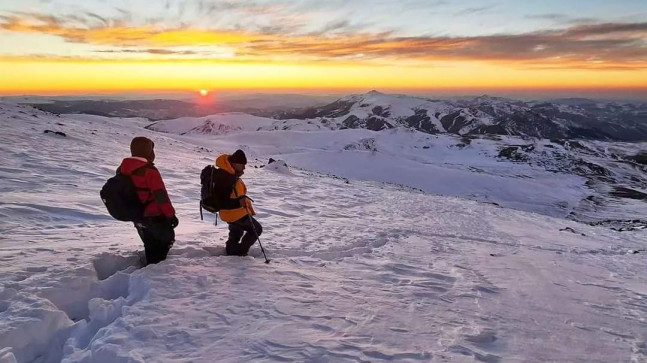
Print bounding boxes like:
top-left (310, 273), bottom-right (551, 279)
top-left (229, 149), bottom-right (247, 165)
top-left (130, 137), bottom-right (154, 158)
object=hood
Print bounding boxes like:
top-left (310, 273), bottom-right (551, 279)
top-left (119, 157), bottom-right (150, 174)
top-left (215, 154), bottom-right (235, 175)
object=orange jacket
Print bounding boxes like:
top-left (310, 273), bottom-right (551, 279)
top-left (215, 154), bottom-right (255, 223)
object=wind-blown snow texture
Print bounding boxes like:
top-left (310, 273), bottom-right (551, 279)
top-left (1, 102), bottom-right (647, 363)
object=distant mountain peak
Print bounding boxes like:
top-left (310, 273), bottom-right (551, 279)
top-left (366, 90), bottom-right (384, 96)
top-left (472, 95), bottom-right (512, 103)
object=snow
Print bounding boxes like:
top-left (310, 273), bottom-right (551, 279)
top-left (338, 92), bottom-right (449, 131)
top-left (147, 113), bottom-right (277, 135)
top-left (1, 102), bottom-right (647, 362)
top-left (173, 128), bottom-right (590, 218)
top-left (262, 160), bottom-right (293, 175)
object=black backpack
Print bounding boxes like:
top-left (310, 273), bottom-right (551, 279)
top-left (200, 165), bottom-right (239, 223)
top-left (200, 165), bottom-right (220, 216)
top-left (100, 168), bottom-right (147, 222)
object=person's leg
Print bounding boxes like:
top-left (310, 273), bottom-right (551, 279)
top-left (150, 221), bottom-right (174, 264)
top-left (136, 223), bottom-right (157, 265)
top-left (239, 217), bottom-right (262, 256)
top-left (226, 222), bottom-right (245, 256)
top-left (133, 224), bottom-right (148, 265)
top-left (139, 220), bottom-right (175, 265)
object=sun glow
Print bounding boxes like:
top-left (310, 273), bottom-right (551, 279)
top-left (1, 59), bottom-right (646, 95)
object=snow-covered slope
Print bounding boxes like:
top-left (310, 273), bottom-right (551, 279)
top-left (1, 103), bottom-right (647, 363)
top-left (146, 107), bottom-right (647, 229)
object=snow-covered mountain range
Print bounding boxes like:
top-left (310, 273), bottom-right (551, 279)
top-left (28, 91), bottom-right (647, 141)
top-left (268, 91), bottom-right (647, 141)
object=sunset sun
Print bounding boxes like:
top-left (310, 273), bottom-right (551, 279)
top-left (200, 89), bottom-right (208, 96)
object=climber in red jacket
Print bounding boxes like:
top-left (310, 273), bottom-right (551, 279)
top-left (117, 137), bottom-right (178, 264)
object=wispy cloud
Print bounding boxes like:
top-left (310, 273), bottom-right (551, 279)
top-left (526, 13), bottom-right (599, 25)
top-left (527, 13), bottom-right (570, 21)
top-left (308, 19), bottom-right (376, 36)
top-left (95, 48), bottom-right (199, 55)
top-left (1, 12), bottom-right (646, 70)
top-left (454, 5), bottom-right (496, 16)
top-left (0, 13), bottom-right (261, 45)
top-left (239, 22), bottom-right (647, 69)
top-left (83, 12), bottom-right (109, 26)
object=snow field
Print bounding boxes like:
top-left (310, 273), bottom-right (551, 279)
top-left (1, 103), bottom-right (646, 362)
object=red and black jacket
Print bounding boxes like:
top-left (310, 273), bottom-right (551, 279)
top-left (117, 157), bottom-right (175, 219)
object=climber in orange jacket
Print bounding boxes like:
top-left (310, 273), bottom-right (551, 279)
top-left (211, 150), bottom-right (262, 256)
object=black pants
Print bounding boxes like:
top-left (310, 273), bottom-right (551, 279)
top-left (226, 216), bottom-right (262, 256)
top-left (135, 218), bottom-right (175, 265)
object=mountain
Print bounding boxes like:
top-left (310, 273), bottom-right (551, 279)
top-left (268, 91), bottom-right (647, 141)
top-left (25, 94), bottom-right (335, 121)
top-left (28, 91), bottom-right (647, 141)
top-left (145, 113), bottom-right (276, 135)
top-left (28, 99), bottom-right (218, 120)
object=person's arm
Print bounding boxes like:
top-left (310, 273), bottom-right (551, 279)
top-left (144, 167), bottom-right (176, 218)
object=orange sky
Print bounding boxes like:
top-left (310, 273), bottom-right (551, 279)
top-left (2, 58), bottom-right (645, 96)
top-left (1, 1), bottom-right (646, 96)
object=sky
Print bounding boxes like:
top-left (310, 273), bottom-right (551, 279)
top-left (0, 0), bottom-right (646, 97)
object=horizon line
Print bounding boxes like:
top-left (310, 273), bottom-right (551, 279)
top-left (2, 86), bottom-right (647, 97)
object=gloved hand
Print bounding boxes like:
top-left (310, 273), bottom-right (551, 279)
top-left (168, 215), bottom-right (179, 229)
top-left (239, 196), bottom-right (254, 209)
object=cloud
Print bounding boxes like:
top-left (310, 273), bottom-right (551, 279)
top-left (526, 13), bottom-right (570, 21)
top-left (453, 5), bottom-right (496, 16)
top-left (1, 12), bottom-right (646, 70)
top-left (0, 13), bottom-right (262, 45)
top-left (308, 19), bottom-right (375, 36)
top-left (84, 12), bottom-right (109, 26)
top-left (525, 13), bottom-right (599, 25)
top-left (565, 22), bottom-right (647, 36)
top-left (237, 22), bottom-right (647, 69)
top-left (94, 48), bottom-right (199, 55)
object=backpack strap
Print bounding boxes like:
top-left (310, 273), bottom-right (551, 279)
top-left (209, 165), bottom-right (216, 194)
top-left (210, 166), bottom-right (221, 226)
top-left (118, 165), bottom-right (154, 205)
top-left (233, 177), bottom-right (243, 200)
top-left (117, 164), bottom-right (151, 178)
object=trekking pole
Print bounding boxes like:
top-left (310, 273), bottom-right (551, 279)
top-left (234, 180), bottom-right (270, 264)
top-left (245, 205), bottom-right (270, 264)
